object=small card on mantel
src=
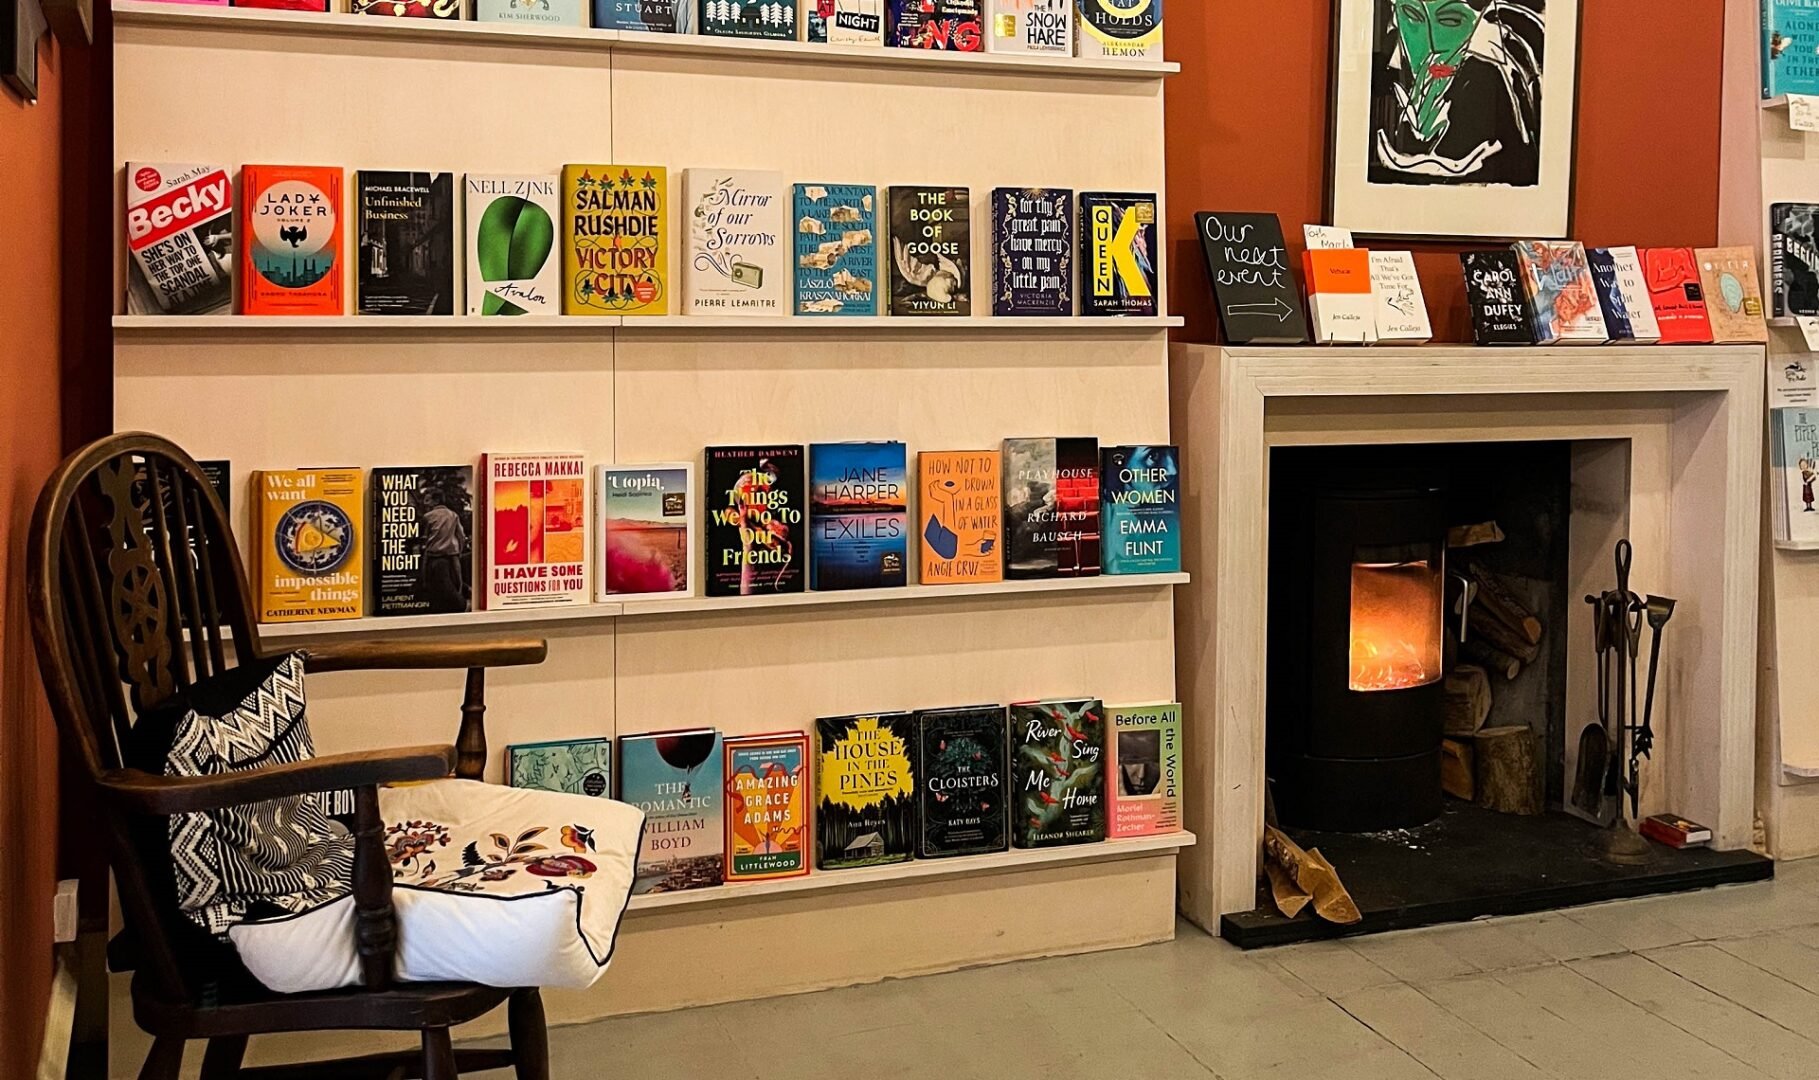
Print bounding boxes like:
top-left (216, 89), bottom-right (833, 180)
top-left (1303, 224), bottom-right (1355, 251)
top-left (1367, 251), bottom-right (1432, 343)
top-left (1196, 211), bottom-right (1308, 345)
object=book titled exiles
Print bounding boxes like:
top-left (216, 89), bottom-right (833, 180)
top-left (1100, 445), bottom-right (1178, 575)
top-left (1076, 0), bottom-right (1161, 60)
top-left (888, 0), bottom-right (982, 49)
top-left (1003, 437), bottom-right (1099, 578)
top-left (918, 449), bottom-right (1003, 585)
top-left (723, 732), bottom-right (810, 882)
top-left (620, 728), bottom-right (725, 894)
top-left (356, 171), bottom-right (454, 316)
top-left (699, 0), bottom-right (796, 38)
top-left (987, 0), bottom-right (1070, 53)
top-left (1011, 697), bottom-right (1105, 848)
top-left (1772, 203), bottom-right (1819, 319)
top-left (916, 705), bottom-right (1009, 858)
top-left (793, 182), bottom-right (878, 316)
top-left (562, 164), bottom-right (668, 317)
top-left (992, 187), bottom-right (1073, 316)
top-left (809, 441), bottom-right (908, 591)
top-left (1460, 250), bottom-right (1535, 346)
top-left (684, 169), bottom-right (787, 316)
top-left (1696, 246), bottom-right (1770, 345)
top-left (1080, 191), bottom-right (1157, 317)
top-left (509, 737), bottom-right (613, 797)
top-left (592, 0), bottom-right (690, 29)
top-left (1642, 247), bottom-right (1715, 345)
top-left (815, 712), bottom-right (916, 869)
top-left (596, 464), bottom-right (692, 599)
top-left (368, 466), bottom-right (473, 616)
top-left (466, 174), bottom-right (560, 317)
top-left (704, 445), bottom-right (806, 596)
top-left (1106, 702), bottom-right (1180, 839)
top-left (888, 185), bottom-right (971, 316)
top-left (1511, 240), bottom-right (1607, 345)
top-left (125, 163), bottom-right (233, 315)
top-left (479, 453), bottom-right (588, 610)
top-left (252, 468), bottom-right (364, 623)
top-left (1196, 211), bottom-right (1306, 344)
top-left (242, 164), bottom-right (343, 316)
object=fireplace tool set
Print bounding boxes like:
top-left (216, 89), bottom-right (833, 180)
top-left (1573, 539), bottom-right (1677, 863)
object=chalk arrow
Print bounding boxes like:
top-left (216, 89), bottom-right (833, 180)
top-left (1228, 298), bottom-right (1294, 322)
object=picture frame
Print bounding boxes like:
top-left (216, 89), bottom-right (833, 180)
top-left (1326, 0), bottom-right (1582, 241)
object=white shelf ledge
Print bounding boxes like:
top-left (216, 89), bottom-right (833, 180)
top-left (112, 2), bottom-right (1178, 78)
top-left (615, 315), bottom-right (1183, 331)
top-left (114, 314), bottom-right (1182, 333)
top-left (1775, 539), bottom-right (1819, 552)
top-left (625, 830), bottom-right (1197, 913)
top-left (112, 315), bottom-right (615, 331)
top-left (258, 572), bottom-right (1187, 639)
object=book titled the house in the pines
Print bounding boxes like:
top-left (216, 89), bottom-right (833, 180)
top-left (1080, 191), bottom-right (1157, 317)
top-left (356, 171), bottom-right (454, 316)
top-left (916, 705), bottom-right (1008, 858)
top-left (992, 187), bottom-right (1072, 316)
top-left (1100, 445), bottom-right (1178, 575)
top-left (1011, 697), bottom-right (1105, 848)
top-left (809, 441), bottom-right (907, 591)
top-left (369, 466), bottom-right (473, 616)
top-left (1002, 437), bottom-right (1100, 579)
top-left (704, 445), bottom-right (806, 596)
top-left (620, 729), bottom-right (725, 894)
top-left (815, 712), bottom-right (916, 869)
top-left (888, 186), bottom-right (970, 316)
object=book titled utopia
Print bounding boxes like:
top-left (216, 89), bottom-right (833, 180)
top-left (1099, 445), bottom-right (1178, 575)
top-left (595, 464), bottom-right (692, 599)
top-left (368, 466), bottom-right (473, 616)
top-left (124, 162), bottom-right (233, 315)
top-left (479, 453), bottom-right (588, 609)
top-left (704, 445), bottom-right (806, 596)
top-left (252, 468), bottom-right (364, 623)
top-left (916, 705), bottom-right (1009, 857)
top-left (809, 441), bottom-right (907, 591)
top-left (1002, 437), bottom-right (1100, 579)
top-left (620, 729), bottom-right (725, 894)
top-left (918, 449), bottom-right (1003, 585)
top-left (1011, 697), bottom-right (1105, 848)
top-left (723, 732), bottom-right (810, 882)
top-left (793, 182), bottom-right (878, 316)
top-left (815, 712), bottom-right (916, 869)
top-left (242, 164), bottom-right (343, 316)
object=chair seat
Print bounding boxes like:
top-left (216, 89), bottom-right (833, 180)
top-left (131, 968), bottom-right (514, 1038)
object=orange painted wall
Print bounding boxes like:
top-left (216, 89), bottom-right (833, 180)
top-left (1165, 1), bottom-right (1726, 344)
top-left (0, 35), bottom-right (65, 1080)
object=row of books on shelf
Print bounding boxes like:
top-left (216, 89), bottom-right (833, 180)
top-left (126, 162), bottom-right (1158, 320)
top-left (505, 698), bottom-right (1181, 893)
top-left (1198, 216), bottom-right (1770, 348)
top-left (145, 0), bottom-right (1160, 60)
top-left (233, 438), bottom-right (1177, 623)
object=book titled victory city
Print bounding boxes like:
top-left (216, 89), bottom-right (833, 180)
top-left (889, 186), bottom-right (971, 316)
top-left (1002, 437), bottom-right (1100, 578)
top-left (1079, 191), bottom-right (1157, 317)
top-left (991, 187), bottom-right (1073, 316)
top-left (562, 163), bottom-right (668, 316)
top-left (816, 712), bottom-right (916, 869)
top-left (916, 705), bottom-right (1009, 858)
top-left (368, 466), bottom-right (474, 616)
top-left (1195, 211), bottom-right (1306, 344)
top-left (465, 174), bottom-right (560, 317)
top-left (793, 182), bottom-right (878, 316)
top-left (356, 171), bottom-right (454, 316)
top-left (125, 163), bottom-right (233, 316)
top-left (479, 453), bottom-right (588, 610)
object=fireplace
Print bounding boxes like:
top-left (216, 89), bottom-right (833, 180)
top-left (1267, 450), bottom-right (1448, 832)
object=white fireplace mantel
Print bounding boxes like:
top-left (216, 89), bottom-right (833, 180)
top-left (1168, 344), bottom-right (1766, 930)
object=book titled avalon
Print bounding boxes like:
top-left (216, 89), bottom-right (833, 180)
top-left (1076, 0), bottom-right (1160, 60)
top-left (992, 187), bottom-right (1073, 316)
top-left (987, 0), bottom-right (1070, 53)
top-left (620, 729), bottom-right (725, 894)
top-left (1099, 445), bottom-right (1178, 575)
top-left (1642, 247), bottom-right (1715, 345)
top-left (477, 0), bottom-right (586, 22)
top-left (917, 706), bottom-right (1009, 858)
top-left (369, 466), bottom-right (473, 616)
top-left (889, 186), bottom-right (971, 316)
top-left (809, 441), bottom-right (908, 590)
top-left (887, 0), bottom-right (982, 48)
top-left (1196, 211), bottom-right (1307, 345)
top-left (124, 162), bottom-right (233, 315)
top-left (918, 449), bottom-right (1003, 585)
top-left (723, 732), bottom-right (810, 882)
top-left (596, 464), bottom-right (692, 599)
top-left (1766, 1), bottom-right (1819, 98)
top-left (699, 0), bottom-right (795, 38)
top-left (465, 174), bottom-right (560, 317)
top-left (793, 182), bottom-right (878, 316)
top-left (815, 712), bottom-right (916, 869)
top-left (592, 0), bottom-right (690, 28)
top-left (479, 453), bottom-right (587, 610)
top-left (253, 469), bottom-right (364, 623)
top-left (242, 164), bottom-right (343, 316)
top-left (1772, 203), bottom-right (1819, 319)
top-left (1696, 246), bottom-right (1769, 344)
top-left (1106, 703), bottom-right (1180, 839)
top-left (1011, 697), bottom-right (1105, 848)
top-left (684, 169), bottom-right (786, 316)
top-left (1512, 240), bottom-right (1607, 345)
top-left (1003, 437), bottom-right (1099, 578)
top-left (1460, 250), bottom-right (1535, 346)
top-left (704, 445), bottom-right (806, 596)
top-left (509, 737), bottom-right (613, 797)
top-left (356, 171), bottom-right (454, 316)
top-left (1080, 191), bottom-right (1157, 317)
top-left (562, 164), bottom-right (668, 317)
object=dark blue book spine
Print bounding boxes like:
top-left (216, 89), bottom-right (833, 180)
top-left (1586, 249), bottom-right (1634, 342)
top-left (991, 187), bottom-right (1074, 316)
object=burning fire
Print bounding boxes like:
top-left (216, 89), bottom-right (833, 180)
top-left (1349, 559), bottom-right (1443, 692)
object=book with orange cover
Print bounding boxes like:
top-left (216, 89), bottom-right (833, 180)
top-left (723, 731), bottom-right (810, 882)
top-left (1695, 246), bottom-right (1769, 344)
top-left (1302, 248), bottom-right (1376, 343)
top-left (480, 453), bottom-right (588, 610)
top-left (242, 164), bottom-right (344, 316)
top-left (918, 449), bottom-right (1003, 585)
top-left (253, 468), bottom-right (364, 623)
top-left (1642, 247), bottom-right (1715, 345)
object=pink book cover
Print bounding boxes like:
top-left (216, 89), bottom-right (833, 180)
top-left (1106, 703), bottom-right (1181, 839)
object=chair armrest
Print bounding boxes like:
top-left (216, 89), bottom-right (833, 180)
top-left (98, 745), bottom-right (457, 816)
top-left (287, 638), bottom-right (549, 673)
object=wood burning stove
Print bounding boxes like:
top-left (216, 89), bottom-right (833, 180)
top-left (1268, 449), bottom-right (1448, 831)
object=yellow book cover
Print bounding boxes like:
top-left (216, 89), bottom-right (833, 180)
top-left (562, 163), bottom-right (667, 316)
top-left (723, 732), bottom-right (810, 882)
top-left (254, 468), bottom-right (364, 623)
top-left (918, 449), bottom-right (1003, 585)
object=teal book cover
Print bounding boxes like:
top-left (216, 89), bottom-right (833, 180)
top-left (1099, 445), bottom-right (1179, 575)
top-left (1767, 1), bottom-right (1819, 98)
top-left (508, 737), bottom-right (613, 798)
top-left (793, 183), bottom-right (878, 316)
top-left (809, 442), bottom-right (907, 590)
top-left (1011, 698), bottom-right (1105, 848)
top-left (619, 729), bottom-right (725, 893)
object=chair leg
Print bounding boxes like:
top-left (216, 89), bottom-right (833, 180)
top-left (138, 1036), bottom-right (185, 1080)
top-left (508, 989), bottom-right (550, 1080)
top-left (422, 1027), bottom-right (458, 1080)
top-left (199, 1035), bottom-right (248, 1080)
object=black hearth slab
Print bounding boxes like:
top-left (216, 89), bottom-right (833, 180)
top-left (1220, 802), bottom-right (1774, 950)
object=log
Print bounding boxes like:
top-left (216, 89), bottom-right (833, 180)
top-left (1461, 638), bottom-right (1522, 680)
top-left (1469, 598), bottom-right (1542, 664)
top-left (1466, 564), bottom-right (1543, 645)
top-left (1441, 738), bottom-right (1475, 801)
top-left (1474, 725), bottom-right (1543, 815)
top-left (1448, 521), bottom-right (1505, 549)
top-left (1443, 664), bottom-right (1493, 735)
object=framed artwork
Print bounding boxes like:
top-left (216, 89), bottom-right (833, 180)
top-left (1327, 0), bottom-right (1581, 240)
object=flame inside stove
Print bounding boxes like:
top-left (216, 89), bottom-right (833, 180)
top-left (1349, 559), bottom-right (1443, 692)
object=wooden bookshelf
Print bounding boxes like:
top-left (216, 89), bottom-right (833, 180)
top-left (114, 314), bottom-right (1184, 333)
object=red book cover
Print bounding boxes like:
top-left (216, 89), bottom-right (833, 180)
top-left (1640, 813), bottom-right (1712, 849)
top-left (242, 164), bottom-right (344, 315)
top-left (480, 453), bottom-right (588, 610)
top-left (233, 0), bottom-right (331, 10)
top-left (1642, 247), bottom-right (1714, 345)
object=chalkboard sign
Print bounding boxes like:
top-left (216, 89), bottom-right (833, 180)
top-left (1195, 212), bottom-right (1308, 344)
